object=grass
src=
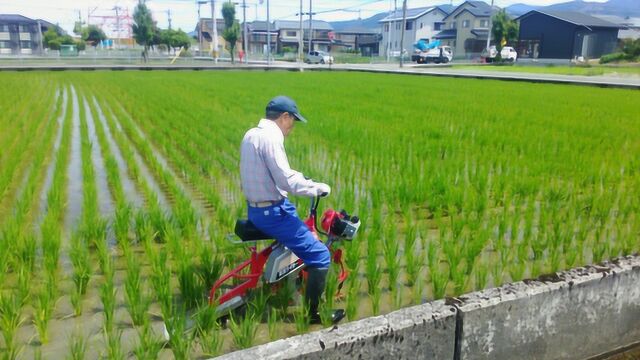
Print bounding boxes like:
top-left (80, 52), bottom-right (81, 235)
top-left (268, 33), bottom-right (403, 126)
top-left (0, 70), bottom-right (639, 357)
top-left (453, 63), bottom-right (640, 76)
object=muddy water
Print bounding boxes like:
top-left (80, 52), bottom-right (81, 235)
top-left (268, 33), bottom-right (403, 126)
top-left (64, 86), bottom-right (83, 235)
top-left (103, 101), bottom-right (170, 211)
top-left (83, 96), bottom-right (114, 218)
top-left (91, 96), bottom-right (144, 208)
top-left (35, 88), bottom-right (68, 231)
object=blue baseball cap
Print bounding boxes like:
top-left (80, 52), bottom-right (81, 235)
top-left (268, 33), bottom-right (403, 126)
top-left (266, 96), bottom-right (307, 123)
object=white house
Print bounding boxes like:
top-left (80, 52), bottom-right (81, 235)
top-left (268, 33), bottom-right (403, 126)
top-left (379, 5), bottom-right (453, 56)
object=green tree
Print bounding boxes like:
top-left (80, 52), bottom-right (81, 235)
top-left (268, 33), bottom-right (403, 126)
top-left (159, 29), bottom-right (191, 54)
top-left (82, 25), bottom-right (107, 47)
top-left (222, 2), bottom-right (240, 63)
top-left (132, 0), bottom-right (155, 62)
top-left (43, 28), bottom-right (60, 49)
top-left (491, 10), bottom-right (519, 61)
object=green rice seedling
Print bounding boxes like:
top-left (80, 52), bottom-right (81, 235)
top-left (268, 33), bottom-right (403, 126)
top-left (165, 304), bottom-right (193, 360)
top-left (133, 319), bottom-right (163, 360)
top-left (16, 264), bottom-right (31, 306)
top-left (412, 272), bottom-right (423, 305)
top-left (69, 231), bottom-right (91, 316)
top-left (267, 307), bottom-right (278, 341)
top-left (269, 280), bottom-right (295, 317)
top-left (68, 331), bottom-right (87, 360)
top-left (124, 251), bottom-right (150, 327)
top-left (431, 267), bottom-right (449, 300)
top-left (383, 219), bottom-right (400, 291)
top-left (196, 242), bottom-right (225, 293)
top-left (193, 303), bottom-right (218, 337)
top-left (103, 327), bottom-right (125, 360)
top-left (114, 203), bottom-right (132, 247)
top-left (177, 252), bottom-right (204, 309)
top-left (370, 284), bottom-right (382, 315)
top-left (323, 267), bottom-right (338, 311)
top-left (491, 260), bottom-right (503, 287)
top-left (293, 302), bottom-right (310, 334)
top-left (450, 264), bottom-right (467, 296)
top-left (249, 286), bottom-right (271, 322)
top-left (404, 223), bottom-right (420, 286)
top-left (200, 324), bottom-right (223, 357)
top-left (41, 214), bottom-right (61, 275)
top-left (100, 266), bottom-right (117, 333)
top-left (345, 277), bottom-right (360, 320)
top-left (33, 285), bottom-right (55, 344)
top-left (0, 292), bottom-right (25, 357)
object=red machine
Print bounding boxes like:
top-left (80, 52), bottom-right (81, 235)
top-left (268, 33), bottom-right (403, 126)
top-left (208, 195), bottom-right (361, 315)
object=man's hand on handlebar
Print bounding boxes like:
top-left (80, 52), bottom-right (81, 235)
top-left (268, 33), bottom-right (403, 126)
top-left (316, 183), bottom-right (331, 197)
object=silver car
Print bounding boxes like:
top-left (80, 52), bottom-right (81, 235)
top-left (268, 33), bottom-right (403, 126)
top-left (304, 51), bottom-right (334, 64)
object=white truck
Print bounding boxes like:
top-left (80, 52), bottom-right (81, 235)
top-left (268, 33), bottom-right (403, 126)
top-left (484, 46), bottom-right (518, 62)
top-left (415, 46), bottom-right (453, 64)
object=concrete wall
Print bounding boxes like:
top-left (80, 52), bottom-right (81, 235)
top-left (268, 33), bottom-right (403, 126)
top-left (215, 255), bottom-right (640, 359)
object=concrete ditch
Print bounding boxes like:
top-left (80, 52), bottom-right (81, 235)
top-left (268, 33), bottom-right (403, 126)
top-left (214, 255), bottom-right (640, 360)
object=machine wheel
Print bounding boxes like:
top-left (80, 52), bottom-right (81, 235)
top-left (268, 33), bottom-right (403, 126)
top-left (442, 58), bottom-right (449, 64)
top-left (320, 59), bottom-right (325, 64)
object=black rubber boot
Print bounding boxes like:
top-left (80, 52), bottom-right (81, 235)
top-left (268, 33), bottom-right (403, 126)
top-left (305, 267), bottom-right (345, 325)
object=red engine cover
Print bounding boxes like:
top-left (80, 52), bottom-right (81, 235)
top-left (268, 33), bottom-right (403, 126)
top-left (321, 209), bottom-right (341, 235)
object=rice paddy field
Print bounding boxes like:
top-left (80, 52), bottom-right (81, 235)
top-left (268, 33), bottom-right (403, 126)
top-left (0, 70), bottom-right (639, 359)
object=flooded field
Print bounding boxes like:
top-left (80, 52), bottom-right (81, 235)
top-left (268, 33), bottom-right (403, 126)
top-left (0, 71), bottom-right (639, 358)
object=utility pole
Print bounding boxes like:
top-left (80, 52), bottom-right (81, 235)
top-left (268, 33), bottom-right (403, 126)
top-left (298, 0), bottom-right (303, 61)
top-left (211, 0), bottom-right (218, 62)
top-left (399, 0), bottom-right (407, 67)
top-left (114, 6), bottom-right (122, 49)
top-left (267, 0), bottom-right (271, 65)
top-left (197, 1), bottom-right (203, 56)
top-left (308, 0), bottom-right (313, 53)
top-left (37, 20), bottom-right (43, 55)
top-left (167, 9), bottom-right (172, 30)
top-left (485, 0), bottom-right (495, 51)
top-left (243, 0), bottom-right (248, 64)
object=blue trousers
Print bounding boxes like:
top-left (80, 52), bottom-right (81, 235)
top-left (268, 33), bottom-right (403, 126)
top-left (248, 198), bottom-right (330, 269)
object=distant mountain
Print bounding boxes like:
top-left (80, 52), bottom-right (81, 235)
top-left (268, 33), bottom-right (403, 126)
top-left (505, 3), bottom-right (541, 17)
top-left (536, 0), bottom-right (639, 17)
top-left (329, 12), bottom-right (388, 32)
top-left (331, 0), bottom-right (640, 32)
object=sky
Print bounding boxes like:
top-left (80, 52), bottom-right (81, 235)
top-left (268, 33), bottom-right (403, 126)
top-left (0, 0), bottom-right (608, 36)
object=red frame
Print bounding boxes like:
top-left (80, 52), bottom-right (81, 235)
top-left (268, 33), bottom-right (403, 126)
top-left (208, 211), bottom-right (349, 307)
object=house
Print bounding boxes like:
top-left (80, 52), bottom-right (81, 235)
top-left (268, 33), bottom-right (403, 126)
top-left (0, 14), bottom-right (55, 55)
top-left (379, 5), bottom-right (453, 56)
top-left (516, 10), bottom-right (623, 60)
top-left (246, 20), bottom-right (277, 55)
top-left (333, 27), bottom-right (381, 56)
top-left (274, 20), bottom-right (333, 53)
top-left (594, 15), bottom-right (640, 40)
top-left (196, 18), bottom-right (227, 54)
top-left (434, 1), bottom-right (499, 59)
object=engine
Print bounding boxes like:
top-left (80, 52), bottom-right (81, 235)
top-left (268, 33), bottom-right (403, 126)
top-left (320, 209), bottom-right (361, 240)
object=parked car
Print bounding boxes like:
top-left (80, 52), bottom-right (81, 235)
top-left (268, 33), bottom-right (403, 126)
top-left (415, 46), bottom-right (453, 64)
top-left (305, 51), bottom-right (334, 64)
top-left (484, 46), bottom-right (518, 62)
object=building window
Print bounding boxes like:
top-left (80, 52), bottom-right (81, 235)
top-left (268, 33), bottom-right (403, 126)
top-left (462, 20), bottom-right (470, 28)
top-left (406, 21), bottom-right (412, 30)
top-left (434, 22), bottom-right (442, 31)
top-left (20, 40), bottom-right (31, 49)
top-left (384, 23), bottom-right (389, 32)
top-left (420, 22), bottom-right (423, 29)
top-left (450, 21), bottom-right (456, 29)
top-left (19, 25), bottom-right (31, 32)
top-left (395, 41), bottom-right (398, 49)
top-left (285, 30), bottom-right (296, 37)
top-left (0, 40), bottom-right (10, 48)
top-left (480, 19), bottom-right (489, 27)
top-left (396, 22), bottom-right (400, 30)
top-left (0, 25), bottom-right (8, 32)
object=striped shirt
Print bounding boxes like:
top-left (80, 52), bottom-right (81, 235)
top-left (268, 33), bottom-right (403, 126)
top-left (240, 119), bottom-right (321, 203)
